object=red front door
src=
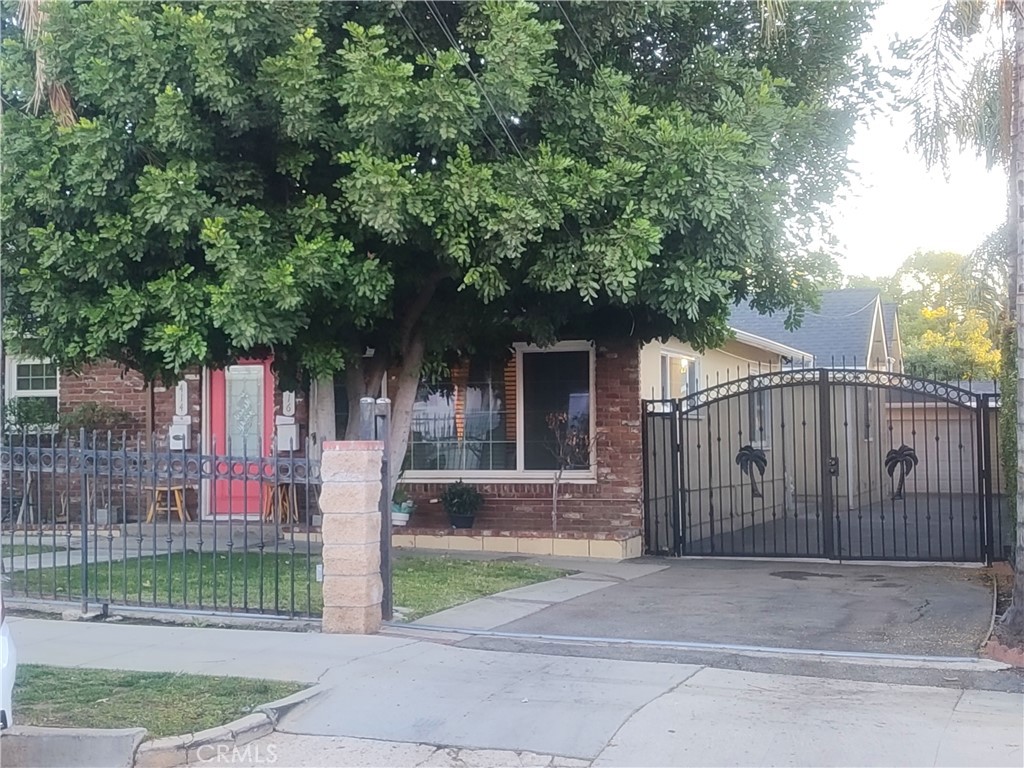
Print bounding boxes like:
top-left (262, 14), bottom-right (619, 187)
top-left (209, 359), bottom-right (275, 516)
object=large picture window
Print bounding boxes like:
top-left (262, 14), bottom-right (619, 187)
top-left (403, 341), bottom-right (596, 480)
top-left (522, 349), bottom-right (590, 471)
top-left (407, 358), bottom-right (515, 472)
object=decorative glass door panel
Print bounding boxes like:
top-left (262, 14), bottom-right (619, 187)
top-left (209, 360), bottom-right (275, 516)
top-left (226, 366), bottom-right (264, 456)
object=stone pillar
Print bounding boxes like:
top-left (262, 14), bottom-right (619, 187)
top-left (319, 441), bottom-right (383, 633)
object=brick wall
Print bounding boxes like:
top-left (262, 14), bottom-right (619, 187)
top-left (404, 337), bottom-right (643, 535)
top-left (151, 369), bottom-right (202, 448)
top-left (60, 363), bottom-right (150, 434)
top-left (61, 361), bottom-right (308, 452)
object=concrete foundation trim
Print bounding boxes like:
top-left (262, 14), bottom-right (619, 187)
top-left (392, 532), bottom-right (643, 560)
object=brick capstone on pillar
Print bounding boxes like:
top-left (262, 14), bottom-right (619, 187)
top-left (318, 441), bottom-right (384, 634)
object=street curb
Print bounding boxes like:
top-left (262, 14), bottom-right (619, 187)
top-left (134, 685), bottom-right (323, 767)
top-left (0, 686), bottom-right (322, 768)
top-left (0, 725), bottom-right (147, 768)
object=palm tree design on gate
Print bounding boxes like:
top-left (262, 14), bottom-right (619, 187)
top-left (735, 445), bottom-right (768, 499)
top-left (885, 445), bottom-right (918, 501)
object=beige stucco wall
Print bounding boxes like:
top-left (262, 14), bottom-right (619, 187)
top-left (639, 337), bottom-right (786, 400)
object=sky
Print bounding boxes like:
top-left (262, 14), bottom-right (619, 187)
top-left (829, 0), bottom-right (1007, 278)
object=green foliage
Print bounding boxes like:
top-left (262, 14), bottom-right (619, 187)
top-left (903, 307), bottom-right (1001, 380)
top-left (439, 480), bottom-right (484, 518)
top-left (1, 0), bottom-right (882, 384)
top-left (858, 250), bottom-right (1005, 380)
top-left (1, 397), bottom-right (57, 431)
top-left (59, 402), bottom-right (138, 435)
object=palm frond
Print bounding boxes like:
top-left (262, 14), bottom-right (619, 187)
top-left (961, 221), bottom-right (1011, 321)
top-left (17, 0), bottom-right (75, 126)
top-left (959, 50), bottom-right (1011, 168)
top-left (906, 0), bottom-right (996, 175)
top-left (758, 0), bottom-right (786, 49)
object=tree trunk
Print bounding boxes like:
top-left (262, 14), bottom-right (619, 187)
top-left (386, 333), bottom-right (426, 501)
top-left (552, 467), bottom-right (563, 532)
top-left (1004, 0), bottom-right (1024, 639)
top-left (342, 363), bottom-right (380, 441)
top-left (309, 373), bottom-right (336, 459)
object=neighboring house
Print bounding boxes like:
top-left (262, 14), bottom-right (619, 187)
top-left (727, 289), bottom-right (902, 371)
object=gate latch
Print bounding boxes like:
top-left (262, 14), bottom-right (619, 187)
top-left (828, 457), bottom-right (840, 477)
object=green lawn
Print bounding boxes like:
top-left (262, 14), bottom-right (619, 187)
top-left (394, 556), bottom-right (566, 620)
top-left (11, 551), bottom-right (565, 620)
top-left (13, 550), bottom-right (322, 617)
top-left (13, 664), bottom-right (304, 738)
top-left (2, 543), bottom-right (62, 556)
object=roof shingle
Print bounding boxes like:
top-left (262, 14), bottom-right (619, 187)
top-left (729, 289), bottom-right (880, 365)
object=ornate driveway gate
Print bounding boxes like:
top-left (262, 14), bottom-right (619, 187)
top-left (642, 369), bottom-right (1008, 563)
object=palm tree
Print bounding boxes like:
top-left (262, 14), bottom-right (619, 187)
top-left (736, 445), bottom-right (768, 499)
top-left (907, 0), bottom-right (1024, 639)
top-left (884, 445), bottom-right (919, 500)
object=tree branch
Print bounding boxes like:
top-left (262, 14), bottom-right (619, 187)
top-left (398, 270), bottom-right (446, 354)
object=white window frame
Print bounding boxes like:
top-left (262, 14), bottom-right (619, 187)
top-left (748, 388), bottom-right (771, 449)
top-left (4, 356), bottom-right (60, 432)
top-left (402, 340), bottom-right (597, 484)
top-left (658, 349), bottom-right (700, 400)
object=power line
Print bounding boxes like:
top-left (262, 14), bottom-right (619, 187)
top-left (422, 0), bottom-right (529, 163)
top-left (393, 3), bottom-right (504, 157)
top-left (397, 1), bottom-right (589, 265)
top-left (554, 0), bottom-right (597, 70)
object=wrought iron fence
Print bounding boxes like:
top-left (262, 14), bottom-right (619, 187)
top-left (642, 367), bottom-right (1010, 563)
top-left (0, 429), bottom-right (322, 619)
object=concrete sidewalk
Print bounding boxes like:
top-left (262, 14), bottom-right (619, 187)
top-left (9, 617), bottom-right (1024, 766)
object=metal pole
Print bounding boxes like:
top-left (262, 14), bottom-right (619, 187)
top-left (358, 397), bottom-right (376, 440)
top-left (818, 370), bottom-right (835, 559)
top-left (79, 428), bottom-right (89, 613)
top-left (375, 398), bottom-right (393, 621)
top-left (980, 394), bottom-right (995, 565)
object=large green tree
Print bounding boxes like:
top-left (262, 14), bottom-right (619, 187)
top-left (1, 0), bottom-right (879, 475)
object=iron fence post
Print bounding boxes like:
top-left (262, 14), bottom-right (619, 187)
top-left (979, 393), bottom-right (995, 565)
top-left (640, 401), bottom-right (652, 554)
top-left (375, 398), bottom-right (393, 622)
top-left (358, 397), bottom-right (392, 621)
top-left (818, 370), bottom-right (835, 559)
top-left (670, 400), bottom-right (684, 557)
top-left (79, 428), bottom-right (89, 613)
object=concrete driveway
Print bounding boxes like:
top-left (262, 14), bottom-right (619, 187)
top-left (416, 558), bottom-right (995, 657)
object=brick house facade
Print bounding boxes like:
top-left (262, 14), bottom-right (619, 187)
top-left (399, 339), bottom-right (643, 546)
top-left (3, 336), bottom-right (644, 558)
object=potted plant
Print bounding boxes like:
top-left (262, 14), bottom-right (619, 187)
top-left (440, 481), bottom-right (483, 529)
top-left (391, 482), bottom-right (414, 527)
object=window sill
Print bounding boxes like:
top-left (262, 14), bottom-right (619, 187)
top-left (401, 471), bottom-right (598, 485)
